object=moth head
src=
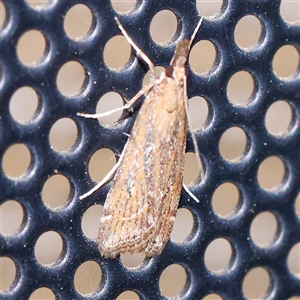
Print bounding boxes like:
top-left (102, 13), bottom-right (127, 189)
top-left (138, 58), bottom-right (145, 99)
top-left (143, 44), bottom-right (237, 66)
top-left (170, 40), bottom-right (190, 68)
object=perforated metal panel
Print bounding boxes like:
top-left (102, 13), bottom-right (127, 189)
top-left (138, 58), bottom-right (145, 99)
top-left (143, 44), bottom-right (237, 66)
top-left (1, 0), bottom-right (300, 299)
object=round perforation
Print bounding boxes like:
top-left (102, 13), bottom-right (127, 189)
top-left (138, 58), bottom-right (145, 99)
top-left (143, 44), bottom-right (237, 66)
top-left (204, 238), bottom-right (233, 273)
top-left (287, 242), bottom-right (300, 278)
top-left (2, 143), bottom-right (32, 179)
top-left (96, 92), bottom-right (124, 125)
top-left (30, 288), bottom-right (55, 300)
top-left (74, 261), bottom-right (102, 295)
top-left (219, 126), bottom-right (248, 162)
top-left (64, 4), bottom-right (93, 41)
top-left (0, 200), bottom-right (24, 235)
top-left (42, 174), bottom-right (71, 209)
top-left (0, 1), bottom-right (7, 30)
top-left (81, 204), bottom-right (103, 240)
top-left (265, 100), bottom-right (294, 136)
top-left (242, 267), bottom-right (271, 299)
top-left (234, 15), bottom-right (262, 49)
top-left (183, 152), bottom-right (201, 185)
top-left (159, 264), bottom-right (187, 298)
top-left (150, 10), bottom-right (177, 44)
top-left (104, 35), bottom-right (131, 69)
top-left (34, 231), bottom-right (64, 265)
top-left (9, 86), bottom-right (40, 124)
top-left (257, 156), bottom-right (286, 191)
top-left (171, 208), bottom-right (194, 242)
top-left (196, 1), bottom-right (223, 17)
top-left (117, 291), bottom-right (140, 300)
top-left (17, 30), bottom-right (47, 66)
top-left (250, 211), bottom-right (279, 248)
top-left (212, 182), bottom-right (241, 218)
top-left (49, 118), bottom-right (78, 152)
top-left (227, 71), bottom-right (256, 106)
top-left (272, 45), bottom-right (300, 80)
top-left (189, 39), bottom-right (217, 74)
top-left (0, 257), bottom-right (16, 292)
top-left (88, 148), bottom-right (116, 182)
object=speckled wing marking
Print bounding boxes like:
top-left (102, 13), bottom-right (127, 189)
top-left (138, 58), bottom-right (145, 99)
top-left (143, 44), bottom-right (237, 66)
top-left (97, 72), bottom-right (187, 259)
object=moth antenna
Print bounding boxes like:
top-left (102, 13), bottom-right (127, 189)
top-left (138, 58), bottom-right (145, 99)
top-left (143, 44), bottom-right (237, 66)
top-left (183, 76), bottom-right (205, 181)
top-left (189, 17), bottom-right (204, 49)
top-left (114, 17), bottom-right (155, 81)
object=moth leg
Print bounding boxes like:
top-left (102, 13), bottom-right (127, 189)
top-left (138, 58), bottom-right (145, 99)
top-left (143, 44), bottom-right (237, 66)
top-left (79, 141), bottom-right (129, 200)
top-left (183, 75), bottom-right (205, 180)
top-left (77, 82), bottom-right (156, 119)
top-left (114, 17), bottom-right (155, 82)
top-left (182, 183), bottom-right (199, 203)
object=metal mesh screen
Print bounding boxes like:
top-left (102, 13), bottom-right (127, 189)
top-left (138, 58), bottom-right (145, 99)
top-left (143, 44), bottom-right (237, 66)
top-left (1, 0), bottom-right (300, 299)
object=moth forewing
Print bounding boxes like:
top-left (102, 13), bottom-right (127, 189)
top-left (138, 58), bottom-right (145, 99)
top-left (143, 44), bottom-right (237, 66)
top-left (78, 18), bottom-right (204, 259)
top-left (97, 68), bottom-right (187, 258)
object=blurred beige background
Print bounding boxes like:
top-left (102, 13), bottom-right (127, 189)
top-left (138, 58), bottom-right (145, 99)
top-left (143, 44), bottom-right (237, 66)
top-left (1, 0), bottom-right (299, 299)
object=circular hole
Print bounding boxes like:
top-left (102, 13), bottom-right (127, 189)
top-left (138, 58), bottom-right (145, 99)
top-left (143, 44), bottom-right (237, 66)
top-left (120, 253), bottom-right (145, 269)
top-left (242, 267), bottom-right (271, 299)
top-left (0, 200), bottom-right (24, 235)
top-left (64, 4), bottom-right (93, 40)
top-left (257, 156), bottom-right (285, 191)
top-left (265, 100), bottom-right (293, 136)
top-left (212, 182), bottom-right (240, 218)
top-left (96, 92), bottom-right (124, 125)
top-left (150, 10), bottom-right (177, 44)
top-left (74, 261), bottom-right (102, 295)
top-left (188, 96), bottom-right (209, 129)
top-left (183, 152), bottom-right (201, 185)
top-left (25, 0), bottom-right (51, 9)
top-left (82, 204), bottom-right (103, 240)
top-left (280, 2), bottom-right (300, 23)
top-left (142, 66), bottom-right (165, 86)
top-left (89, 148), bottom-right (116, 182)
top-left (56, 61), bottom-right (86, 96)
top-left (189, 40), bottom-right (216, 74)
top-left (203, 294), bottom-right (223, 300)
top-left (227, 71), bottom-right (255, 105)
top-left (159, 264), bottom-right (187, 298)
top-left (117, 291), bottom-right (140, 299)
top-left (272, 45), bottom-right (299, 79)
top-left (234, 15), bottom-right (262, 49)
top-left (287, 242), bottom-right (300, 278)
top-left (42, 174), bottom-right (71, 209)
top-left (2, 143), bottom-right (32, 179)
top-left (171, 208), bottom-right (194, 242)
top-left (205, 238), bottom-right (233, 273)
top-left (295, 193), bottom-right (300, 219)
top-left (111, 1), bottom-right (137, 13)
top-left (9, 86), bottom-right (40, 124)
top-left (49, 118), bottom-right (78, 152)
top-left (17, 30), bottom-right (47, 66)
top-left (0, 257), bottom-right (16, 292)
top-left (219, 127), bottom-right (248, 161)
top-left (0, 1), bottom-right (7, 30)
top-left (29, 288), bottom-right (55, 300)
top-left (196, 1), bottom-right (223, 17)
top-left (34, 231), bottom-right (63, 265)
top-left (104, 35), bottom-right (131, 69)
top-left (250, 211), bottom-right (278, 248)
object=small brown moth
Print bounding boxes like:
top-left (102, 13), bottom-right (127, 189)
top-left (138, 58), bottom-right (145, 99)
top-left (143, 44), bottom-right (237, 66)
top-left (78, 17), bottom-right (204, 259)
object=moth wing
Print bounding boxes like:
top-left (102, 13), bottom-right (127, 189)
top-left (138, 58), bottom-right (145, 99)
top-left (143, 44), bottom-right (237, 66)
top-left (98, 77), bottom-right (187, 258)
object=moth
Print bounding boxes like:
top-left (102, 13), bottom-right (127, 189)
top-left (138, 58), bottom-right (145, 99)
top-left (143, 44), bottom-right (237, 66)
top-left (78, 17), bottom-right (204, 259)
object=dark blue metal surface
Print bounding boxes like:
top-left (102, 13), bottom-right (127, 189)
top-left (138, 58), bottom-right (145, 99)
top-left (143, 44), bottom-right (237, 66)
top-left (0, 0), bottom-right (299, 299)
